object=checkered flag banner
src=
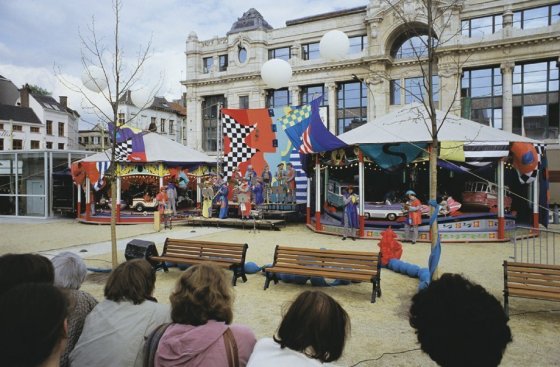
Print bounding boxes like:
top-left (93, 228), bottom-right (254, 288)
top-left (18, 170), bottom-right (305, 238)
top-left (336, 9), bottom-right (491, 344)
top-left (114, 140), bottom-right (133, 162)
top-left (222, 114), bottom-right (258, 178)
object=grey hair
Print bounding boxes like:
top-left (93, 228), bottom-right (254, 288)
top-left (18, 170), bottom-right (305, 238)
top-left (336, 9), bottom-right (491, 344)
top-left (51, 252), bottom-right (87, 289)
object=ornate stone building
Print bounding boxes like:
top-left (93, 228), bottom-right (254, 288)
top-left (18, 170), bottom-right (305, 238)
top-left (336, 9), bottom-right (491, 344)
top-left (182, 0), bottom-right (560, 203)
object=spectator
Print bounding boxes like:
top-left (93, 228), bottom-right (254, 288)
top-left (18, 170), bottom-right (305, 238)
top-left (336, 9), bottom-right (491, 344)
top-left (0, 283), bottom-right (68, 367)
top-left (247, 290), bottom-right (350, 366)
top-left (51, 252), bottom-right (98, 367)
top-left (409, 273), bottom-right (512, 367)
top-left (154, 263), bottom-right (256, 367)
top-left (70, 259), bottom-right (170, 367)
top-left (0, 253), bottom-right (54, 295)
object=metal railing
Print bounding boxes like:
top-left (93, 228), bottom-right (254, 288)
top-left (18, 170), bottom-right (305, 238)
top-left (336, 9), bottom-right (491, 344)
top-left (512, 226), bottom-right (560, 265)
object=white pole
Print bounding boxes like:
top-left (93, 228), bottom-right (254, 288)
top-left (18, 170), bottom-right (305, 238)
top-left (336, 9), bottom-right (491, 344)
top-left (116, 176), bottom-right (121, 204)
top-left (359, 161), bottom-right (364, 216)
top-left (216, 102), bottom-right (223, 176)
top-left (532, 173), bottom-right (539, 228)
top-left (315, 159), bottom-right (321, 214)
top-left (497, 160), bottom-right (505, 239)
top-left (196, 175), bottom-right (202, 206)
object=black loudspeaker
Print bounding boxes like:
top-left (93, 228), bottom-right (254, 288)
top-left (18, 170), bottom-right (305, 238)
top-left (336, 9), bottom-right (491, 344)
top-left (124, 239), bottom-right (160, 267)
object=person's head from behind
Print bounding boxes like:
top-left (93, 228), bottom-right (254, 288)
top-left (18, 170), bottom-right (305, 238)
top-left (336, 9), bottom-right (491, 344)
top-left (51, 251), bottom-right (88, 290)
top-left (170, 262), bottom-right (233, 326)
top-left (104, 259), bottom-right (155, 305)
top-left (409, 273), bottom-right (512, 367)
top-left (0, 283), bottom-right (68, 367)
top-left (0, 253), bottom-right (54, 295)
top-left (274, 290), bottom-right (350, 363)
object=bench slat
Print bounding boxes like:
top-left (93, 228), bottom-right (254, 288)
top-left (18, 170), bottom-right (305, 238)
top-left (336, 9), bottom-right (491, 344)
top-left (507, 282), bottom-right (560, 293)
top-left (507, 288), bottom-right (560, 301)
top-left (505, 262), bottom-right (560, 271)
top-left (151, 256), bottom-right (234, 268)
top-left (266, 267), bottom-right (372, 282)
top-left (507, 273), bottom-right (560, 287)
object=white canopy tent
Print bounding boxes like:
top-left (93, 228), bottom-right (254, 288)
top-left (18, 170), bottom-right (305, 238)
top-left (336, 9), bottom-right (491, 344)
top-left (80, 132), bottom-right (215, 165)
top-left (338, 103), bottom-right (539, 145)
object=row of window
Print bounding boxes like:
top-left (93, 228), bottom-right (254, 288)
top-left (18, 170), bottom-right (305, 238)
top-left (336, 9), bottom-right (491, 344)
top-left (203, 55), bottom-right (229, 74)
top-left (0, 122), bottom-right (64, 136)
top-left (462, 2), bottom-right (560, 37)
top-left (79, 136), bottom-right (109, 145)
top-left (147, 117), bottom-right (175, 134)
top-left (0, 138), bottom-right (64, 150)
top-left (270, 35), bottom-right (367, 62)
top-left (201, 35), bottom-right (368, 74)
top-left (461, 60), bottom-right (559, 139)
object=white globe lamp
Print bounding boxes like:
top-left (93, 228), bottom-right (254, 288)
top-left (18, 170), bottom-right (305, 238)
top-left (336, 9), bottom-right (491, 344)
top-left (81, 66), bottom-right (108, 93)
top-left (319, 30), bottom-right (349, 61)
top-left (131, 86), bottom-right (154, 109)
top-left (260, 59), bottom-right (293, 89)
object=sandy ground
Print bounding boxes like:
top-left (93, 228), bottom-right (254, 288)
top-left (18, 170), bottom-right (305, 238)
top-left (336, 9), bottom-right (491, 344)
top-left (1, 218), bottom-right (559, 366)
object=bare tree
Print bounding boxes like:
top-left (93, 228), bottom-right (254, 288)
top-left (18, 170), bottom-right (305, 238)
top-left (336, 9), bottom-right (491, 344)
top-left (379, 0), bottom-right (469, 278)
top-left (58, 0), bottom-right (155, 269)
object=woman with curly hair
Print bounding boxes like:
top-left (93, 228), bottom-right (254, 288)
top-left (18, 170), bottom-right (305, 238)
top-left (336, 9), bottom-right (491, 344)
top-left (155, 262), bottom-right (256, 367)
top-left (247, 290), bottom-right (350, 366)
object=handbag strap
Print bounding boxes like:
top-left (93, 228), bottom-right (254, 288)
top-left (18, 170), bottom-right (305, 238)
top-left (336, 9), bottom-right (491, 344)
top-left (143, 323), bottom-right (172, 367)
top-left (223, 327), bottom-right (239, 367)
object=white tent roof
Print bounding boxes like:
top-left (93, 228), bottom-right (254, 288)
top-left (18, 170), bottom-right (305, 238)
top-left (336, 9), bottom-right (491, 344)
top-left (338, 103), bottom-right (539, 145)
top-left (81, 132), bottom-right (215, 164)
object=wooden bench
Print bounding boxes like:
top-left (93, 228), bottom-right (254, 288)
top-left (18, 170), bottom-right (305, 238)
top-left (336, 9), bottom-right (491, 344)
top-left (503, 261), bottom-right (560, 316)
top-left (150, 238), bottom-right (249, 286)
top-left (263, 246), bottom-right (382, 303)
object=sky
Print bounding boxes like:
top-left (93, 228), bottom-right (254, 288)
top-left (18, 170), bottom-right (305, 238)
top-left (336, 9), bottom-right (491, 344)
top-left (0, 0), bottom-right (367, 128)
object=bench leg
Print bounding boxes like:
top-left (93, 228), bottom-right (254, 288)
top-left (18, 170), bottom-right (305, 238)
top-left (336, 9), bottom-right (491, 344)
top-left (232, 274), bottom-right (237, 287)
top-left (264, 273), bottom-right (271, 290)
top-left (377, 279), bottom-right (382, 298)
top-left (504, 291), bottom-right (509, 317)
top-left (371, 283), bottom-right (377, 303)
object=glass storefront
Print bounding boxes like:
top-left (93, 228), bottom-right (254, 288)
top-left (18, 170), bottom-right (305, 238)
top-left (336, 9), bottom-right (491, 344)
top-left (0, 150), bottom-right (89, 218)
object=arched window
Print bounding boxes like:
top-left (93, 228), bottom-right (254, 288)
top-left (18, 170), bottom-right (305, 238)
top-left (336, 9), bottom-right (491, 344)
top-left (391, 31), bottom-right (437, 59)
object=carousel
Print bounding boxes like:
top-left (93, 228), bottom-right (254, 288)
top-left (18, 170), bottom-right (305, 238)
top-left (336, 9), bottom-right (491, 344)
top-left (71, 131), bottom-right (215, 224)
top-left (302, 103), bottom-right (547, 243)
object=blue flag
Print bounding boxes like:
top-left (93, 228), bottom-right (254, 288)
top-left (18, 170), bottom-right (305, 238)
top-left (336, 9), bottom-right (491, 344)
top-left (284, 97), bottom-right (346, 154)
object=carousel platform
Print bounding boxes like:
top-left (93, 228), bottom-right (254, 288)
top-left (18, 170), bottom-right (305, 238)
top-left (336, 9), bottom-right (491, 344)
top-left (310, 211), bottom-right (519, 243)
top-left (174, 216), bottom-right (284, 231)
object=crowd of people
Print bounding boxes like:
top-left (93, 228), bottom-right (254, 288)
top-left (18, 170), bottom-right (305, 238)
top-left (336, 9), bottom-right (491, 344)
top-left (198, 162), bottom-right (298, 220)
top-left (0, 252), bottom-right (513, 367)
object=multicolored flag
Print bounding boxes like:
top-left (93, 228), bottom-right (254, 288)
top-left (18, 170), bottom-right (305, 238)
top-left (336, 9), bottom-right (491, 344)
top-left (108, 123), bottom-right (147, 162)
top-left (284, 97), bottom-right (346, 154)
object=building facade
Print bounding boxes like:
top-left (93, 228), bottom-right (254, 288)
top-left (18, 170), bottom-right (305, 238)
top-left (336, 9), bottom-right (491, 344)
top-left (78, 123), bottom-right (110, 152)
top-left (182, 0), bottom-right (560, 204)
top-left (0, 81), bottom-right (80, 151)
top-left (116, 91), bottom-right (187, 145)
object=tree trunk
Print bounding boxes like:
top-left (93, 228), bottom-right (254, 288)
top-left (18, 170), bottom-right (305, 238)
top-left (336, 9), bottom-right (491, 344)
top-left (110, 177), bottom-right (118, 268)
